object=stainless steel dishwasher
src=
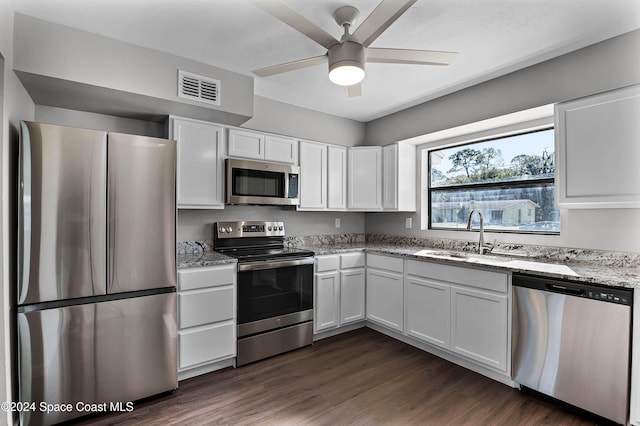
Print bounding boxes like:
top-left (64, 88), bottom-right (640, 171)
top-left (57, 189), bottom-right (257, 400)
top-left (512, 273), bottom-right (633, 424)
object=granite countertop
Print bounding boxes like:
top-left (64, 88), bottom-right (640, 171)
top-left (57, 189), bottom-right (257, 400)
top-left (300, 242), bottom-right (640, 289)
top-left (176, 237), bottom-right (640, 289)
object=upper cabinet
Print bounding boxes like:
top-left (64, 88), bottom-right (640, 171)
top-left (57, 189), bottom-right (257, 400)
top-left (170, 117), bottom-right (224, 209)
top-left (227, 128), bottom-right (298, 164)
top-left (299, 141), bottom-right (327, 210)
top-left (555, 85), bottom-right (640, 208)
top-left (348, 147), bottom-right (383, 210)
top-left (298, 141), bottom-right (347, 211)
top-left (328, 145), bottom-right (347, 210)
top-left (383, 143), bottom-right (416, 212)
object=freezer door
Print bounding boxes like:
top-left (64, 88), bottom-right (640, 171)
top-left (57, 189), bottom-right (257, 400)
top-left (107, 133), bottom-right (176, 293)
top-left (18, 121), bottom-right (107, 305)
top-left (17, 293), bottom-right (177, 426)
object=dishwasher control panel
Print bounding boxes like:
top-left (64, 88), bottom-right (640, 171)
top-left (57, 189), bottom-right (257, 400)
top-left (515, 274), bottom-right (633, 306)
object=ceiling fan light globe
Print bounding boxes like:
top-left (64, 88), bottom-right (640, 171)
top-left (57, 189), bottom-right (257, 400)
top-left (329, 62), bottom-right (365, 86)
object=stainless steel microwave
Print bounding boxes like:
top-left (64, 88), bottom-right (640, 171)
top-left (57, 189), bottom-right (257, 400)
top-left (226, 158), bottom-right (300, 205)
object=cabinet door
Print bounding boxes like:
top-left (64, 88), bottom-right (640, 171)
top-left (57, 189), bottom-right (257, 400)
top-left (556, 85), bottom-right (640, 208)
top-left (366, 268), bottom-right (403, 332)
top-left (328, 145), bottom-right (347, 210)
top-left (383, 144), bottom-right (398, 209)
top-left (315, 271), bottom-right (340, 332)
top-left (405, 275), bottom-right (450, 349)
top-left (228, 128), bottom-right (265, 160)
top-left (172, 118), bottom-right (223, 209)
top-left (299, 141), bottom-right (327, 209)
top-left (450, 286), bottom-right (508, 372)
top-left (265, 135), bottom-right (298, 164)
top-left (178, 321), bottom-right (235, 370)
top-left (348, 147), bottom-right (382, 210)
top-left (340, 269), bottom-right (365, 324)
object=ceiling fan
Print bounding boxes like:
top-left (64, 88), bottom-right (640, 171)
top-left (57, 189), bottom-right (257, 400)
top-left (250, 0), bottom-right (458, 97)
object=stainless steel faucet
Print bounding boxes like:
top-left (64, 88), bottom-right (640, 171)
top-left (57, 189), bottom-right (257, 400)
top-left (466, 209), bottom-right (493, 254)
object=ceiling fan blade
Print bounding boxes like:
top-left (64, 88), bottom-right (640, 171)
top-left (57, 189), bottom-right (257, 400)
top-left (253, 55), bottom-right (327, 77)
top-left (366, 48), bottom-right (457, 65)
top-left (250, 0), bottom-right (338, 50)
top-left (345, 83), bottom-right (362, 97)
top-left (352, 0), bottom-right (417, 47)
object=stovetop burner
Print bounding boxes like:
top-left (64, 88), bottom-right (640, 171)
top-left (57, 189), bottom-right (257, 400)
top-left (218, 247), bottom-right (315, 263)
top-left (213, 221), bottom-right (314, 262)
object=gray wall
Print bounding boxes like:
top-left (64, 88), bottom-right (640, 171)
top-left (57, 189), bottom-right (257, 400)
top-left (178, 207), bottom-right (364, 242)
top-left (243, 96), bottom-right (365, 146)
top-left (12, 13), bottom-right (254, 125)
top-left (365, 30), bottom-right (640, 146)
top-left (364, 30), bottom-right (640, 253)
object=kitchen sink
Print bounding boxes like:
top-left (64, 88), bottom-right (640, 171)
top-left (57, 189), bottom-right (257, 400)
top-left (414, 249), bottom-right (513, 265)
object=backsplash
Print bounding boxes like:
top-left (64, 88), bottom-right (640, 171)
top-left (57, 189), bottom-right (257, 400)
top-left (176, 233), bottom-right (639, 268)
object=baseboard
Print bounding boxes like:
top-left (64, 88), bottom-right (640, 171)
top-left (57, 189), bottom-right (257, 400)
top-left (178, 358), bottom-right (235, 381)
top-left (313, 321), bottom-right (366, 341)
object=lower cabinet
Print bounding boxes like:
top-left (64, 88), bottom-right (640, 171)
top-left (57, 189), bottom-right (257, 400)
top-left (177, 263), bottom-right (236, 379)
top-left (630, 289), bottom-right (640, 425)
top-left (366, 253), bottom-right (404, 332)
top-left (314, 252), bottom-right (365, 334)
top-left (404, 259), bottom-right (509, 373)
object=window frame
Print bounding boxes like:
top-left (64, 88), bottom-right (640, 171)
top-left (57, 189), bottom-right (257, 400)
top-left (426, 126), bottom-right (559, 235)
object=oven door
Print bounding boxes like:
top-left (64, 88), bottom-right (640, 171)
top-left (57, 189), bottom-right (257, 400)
top-left (237, 257), bottom-right (314, 337)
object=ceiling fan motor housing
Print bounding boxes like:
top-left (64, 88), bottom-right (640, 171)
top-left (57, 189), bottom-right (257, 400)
top-left (328, 41), bottom-right (365, 85)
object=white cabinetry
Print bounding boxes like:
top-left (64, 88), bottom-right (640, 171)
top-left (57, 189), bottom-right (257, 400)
top-left (404, 259), bottom-right (509, 373)
top-left (383, 143), bottom-right (416, 211)
top-left (314, 252), bottom-right (366, 334)
top-left (328, 145), bottom-right (347, 210)
top-left (299, 142), bottom-right (347, 211)
top-left (348, 147), bottom-right (382, 210)
top-left (555, 84), bottom-right (640, 208)
top-left (177, 264), bottom-right (236, 380)
top-left (299, 141), bottom-right (327, 209)
top-left (405, 275), bottom-right (450, 349)
top-left (227, 128), bottom-right (298, 164)
top-left (170, 117), bottom-right (224, 209)
top-left (366, 253), bottom-right (403, 332)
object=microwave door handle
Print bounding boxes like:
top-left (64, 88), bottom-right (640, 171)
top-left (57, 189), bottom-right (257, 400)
top-left (238, 257), bottom-right (315, 272)
top-left (284, 172), bottom-right (290, 199)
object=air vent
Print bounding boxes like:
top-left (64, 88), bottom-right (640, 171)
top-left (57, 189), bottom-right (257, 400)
top-left (178, 70), bottom-right (221, 106)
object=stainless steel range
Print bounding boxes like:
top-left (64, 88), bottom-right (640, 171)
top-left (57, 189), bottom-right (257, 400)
top-left (214, 221), bottom-right (314, 366)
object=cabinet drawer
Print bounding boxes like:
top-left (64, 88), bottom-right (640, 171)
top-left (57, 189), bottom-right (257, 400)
top-left (178, 265), bottom-right (235, 291)
top-left (179, 286), bottom-right (234, 329)
top-left (179, 321), bottom-right (235, 370)
top-left (341, 252), bottom-right (365, 269)
top-left (316, 255), bottom-right (339, 272)
top-left (406, 260), bottom-right (507, 293)
top-left (367, 253), bottom-right (403, 273)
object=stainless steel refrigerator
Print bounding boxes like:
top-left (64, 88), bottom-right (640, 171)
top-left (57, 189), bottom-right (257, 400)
top-left (17, 121), bottom-right (178, 426)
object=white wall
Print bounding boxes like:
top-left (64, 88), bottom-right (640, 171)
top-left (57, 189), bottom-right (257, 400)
top-left (1, 1), bottom-right (36, 425)
top-left (364, 30), bottom-right (640, 253)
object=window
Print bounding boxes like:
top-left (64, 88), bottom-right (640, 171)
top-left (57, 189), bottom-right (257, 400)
top-left (428, 128), bottom-right (560, 234)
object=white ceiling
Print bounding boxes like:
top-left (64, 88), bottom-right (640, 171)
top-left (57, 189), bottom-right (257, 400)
top-left (10, 0), bottom-right (640, 122)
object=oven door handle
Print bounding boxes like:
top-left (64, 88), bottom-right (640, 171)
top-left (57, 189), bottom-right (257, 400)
top-left (238, 257), bottom-right (315, 272)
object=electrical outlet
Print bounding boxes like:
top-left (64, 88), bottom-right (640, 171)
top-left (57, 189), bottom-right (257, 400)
top-left (335, 218), bottom-right (341, 228)
top-left (405, 217), bottom-right (412, 229)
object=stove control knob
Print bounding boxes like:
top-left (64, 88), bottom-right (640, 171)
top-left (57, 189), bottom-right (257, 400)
top-left (226, 227), bottom-right (232, 233)
top-left (268, 226), bottom-right (273, 231)
top-left (279, 226), bottom-right (283, 231)
top-left (218, 227), bottom-right (226, 234)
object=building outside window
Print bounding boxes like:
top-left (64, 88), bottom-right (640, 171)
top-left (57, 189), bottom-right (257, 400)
top-left (427, 128), bottom-right (560, 234)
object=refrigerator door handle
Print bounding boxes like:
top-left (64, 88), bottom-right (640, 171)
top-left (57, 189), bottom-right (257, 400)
top-left (17, 122), bottom-right (31, 304)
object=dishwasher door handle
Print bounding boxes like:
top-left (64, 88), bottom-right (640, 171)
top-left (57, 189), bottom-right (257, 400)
top-left (545, 283), bottom-right (584, 296)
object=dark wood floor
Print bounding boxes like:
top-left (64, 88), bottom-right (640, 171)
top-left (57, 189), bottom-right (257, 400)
top-left (75, 328), bottom-right (602, 426)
